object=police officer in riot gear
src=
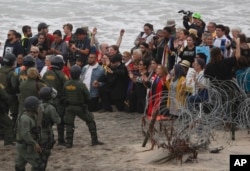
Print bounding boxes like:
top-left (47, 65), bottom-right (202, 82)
top-left (42, 55), bottom-right (68, 145)
top-left (0, 83), bottom-right (16, 146)
top-left (18, 67), bottom-right (46, 114)
top-left (39, 87), bottom-right (61, 170)
top-left (0, 54), bottom-right (19, 128)
top-left (15, 96), bottom-right (45, 171)
top-left (16, 55), bottom-right (36, 83)
top-left (64, 65), bottom-right (103, 148)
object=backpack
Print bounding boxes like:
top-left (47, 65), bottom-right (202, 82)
top-left (0, 67), bottom-right (13, 88)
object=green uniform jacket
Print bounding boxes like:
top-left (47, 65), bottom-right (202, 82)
top-left (63, 79), bottom-right (90, 105)
top-left (42, 69), bottom-right (69, 97)
top-left (18, 79), bottom-right (46, 113)
top-left (0, 84), bottom-right (9, 114)
top-left (16, 111), bottom-right (38, 146)
top-left (40, 101), bottom-right (61, 144)
top-left (0, 66), bottom-right (19, 94)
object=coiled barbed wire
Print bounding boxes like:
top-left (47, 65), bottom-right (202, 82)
top-left (142, 77), bottom-right (250, 162)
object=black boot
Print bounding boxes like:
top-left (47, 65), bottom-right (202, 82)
top-left (65, 143), bottom-right (73, 148)
top-left (91, 139), bottom-right (104, 146)
top-left (15, 165), bottom-right (25, 171)
top-left (65, 124), bottom-right (74, 148)
top-left (57, 122), bottom-right (65, 146)
top-left (88, 120), bottom-right (104, 146)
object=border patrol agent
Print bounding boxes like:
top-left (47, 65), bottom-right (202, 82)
top-left (64, 65), bottom-right (104, 148)
top-left (39, 87), bottom-right (61, 170)
top-left (42, 56), bottom-right (68, 145)
top-left (15, 96), bottom-right (45, 171)
top-left (0, 54), bottom-right (19, 126)
top-left (0, 83), bottom-right (16, 146)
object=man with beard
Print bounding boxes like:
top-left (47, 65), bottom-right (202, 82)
top-left (2, 30), bottom-right (24, 67)
top-left (21, 25), bottom-right (33, 55)
top-left (81, 53), bottom-right (105, 112)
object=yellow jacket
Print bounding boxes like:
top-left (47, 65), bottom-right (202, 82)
top-left (165, 76), bottom-right (186, 109)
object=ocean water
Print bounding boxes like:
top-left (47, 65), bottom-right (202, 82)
top-left (0, 0), bottom-right (249, 53)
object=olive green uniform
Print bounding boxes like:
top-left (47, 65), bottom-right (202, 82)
top-left (0, 66), bottom-right (19, 125)
top-left (63, 79), bottom-right (99, 146)
top-left (39, 101), bottom-right (61, 169)
top-left (40, 101), bottom-right (61, 144)
top-left (42, 69), bottom-right (68, 144)
top-left (18, 79), bottom-right (46, 114)
top-left (18, 69), bottom-right (29, 83)
top-left (15, 111), bottom-right (44, 171)
top-left (0, 84), bottom-right (15, 145)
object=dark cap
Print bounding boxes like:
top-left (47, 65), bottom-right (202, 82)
top-left (38, 22), bottom-right (49, 30)
top-left (110, 54), bottom-right (122, 63)
top-left (53, 30), bottom-right (62, 37)
top-left (74, 28), bottom-right (87, 35)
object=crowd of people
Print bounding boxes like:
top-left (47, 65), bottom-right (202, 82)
top-left (0, 11), bottom-right (250, 170)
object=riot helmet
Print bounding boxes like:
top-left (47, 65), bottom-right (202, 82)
top-left (51, 56), bottom-right (64, 70)
top-left (39, 87), bottom-right (57, 100)
top-left (24, 96), bottom-right (39, 111)
top-left (23, 55), bottom-right (35, 67)
top-left (3, 54), bottom-right (16, 66)
top-left (70, 65), bottom-right (81, 80)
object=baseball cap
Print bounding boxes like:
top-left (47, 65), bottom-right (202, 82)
top-left (192, 12), bottom-right (201, 19)
top-left (166, 19), bottom-right (176, 27)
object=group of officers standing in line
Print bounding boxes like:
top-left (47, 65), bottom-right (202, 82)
top-left (0, 52), bottom-right (104, 171)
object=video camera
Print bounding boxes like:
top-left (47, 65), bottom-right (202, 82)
top-left (178, 10), bottom-right (193, 21)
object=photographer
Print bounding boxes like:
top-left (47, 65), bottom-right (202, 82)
top-left (68, 28), bottom-right (91, 66)
top-left (181, 11), bottom-right (205, 38)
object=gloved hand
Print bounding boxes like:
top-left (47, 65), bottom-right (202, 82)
top-left (34, 143), bottom-right (42, 153)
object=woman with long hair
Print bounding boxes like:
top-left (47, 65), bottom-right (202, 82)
top-left (179, 34), bottom-right (196, 66)
top-left (166, 64), bottom-right (186, 116)
top-left (146, 64), bottom-right (168, 117)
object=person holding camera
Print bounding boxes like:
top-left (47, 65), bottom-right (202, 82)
top-left (68, 28), bottom-right (91, 66)
top-left (49, 30), bottom-right (68, 61)
top-left (182, 12), bottom-right (205, 38)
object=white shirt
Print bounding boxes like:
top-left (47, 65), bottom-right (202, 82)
top-left (213, 35), bottom-right (232, 58)
top-left (141, 33), bottom-right (155, 44)
top-left (82, 63), bottom-right (98, 91)
top-left (40, 66), bottom-right (48, 77)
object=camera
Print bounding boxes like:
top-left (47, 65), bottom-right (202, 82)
top-left (178, 10), bottom-right (193, 21)
top-left (69, 40), bottom-right (75, 47)
top-left (153, 35), bottom-right (159, 40)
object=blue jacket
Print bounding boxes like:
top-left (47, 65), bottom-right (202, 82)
top-left (81, 63), bottom-right (105, 98)
top-left (236, 67), bottom-right (250, 94)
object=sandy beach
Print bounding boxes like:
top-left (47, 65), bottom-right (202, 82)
top-left (1, 110), bottom-right (250, 171)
